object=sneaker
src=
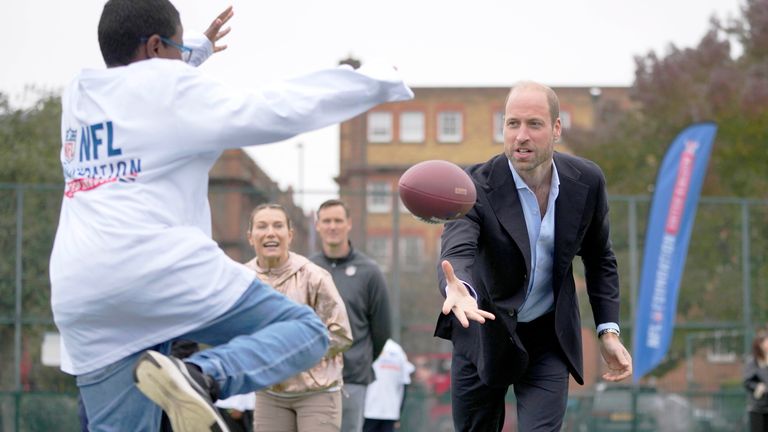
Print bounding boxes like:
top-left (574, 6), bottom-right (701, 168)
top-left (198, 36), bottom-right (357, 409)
top-left (133, 350), bottom-right (230, 432)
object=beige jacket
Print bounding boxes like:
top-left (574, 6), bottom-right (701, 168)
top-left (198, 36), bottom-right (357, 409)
top-left (245, 252), bottom-right (352, 395)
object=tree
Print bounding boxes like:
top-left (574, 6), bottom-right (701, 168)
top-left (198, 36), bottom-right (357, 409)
top-left (570, 0), bottom-right (768, 379)
top-left (0, 91), bottom-right (73, 394)
top-left (0, 90), bottom-right (63, 184)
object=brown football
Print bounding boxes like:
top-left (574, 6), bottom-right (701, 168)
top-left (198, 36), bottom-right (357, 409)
top-left (398, 160), bottom-right (476, 224)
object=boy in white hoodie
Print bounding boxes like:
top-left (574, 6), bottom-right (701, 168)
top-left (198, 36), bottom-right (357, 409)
top-left (49, 1), bottom-right (413, 431)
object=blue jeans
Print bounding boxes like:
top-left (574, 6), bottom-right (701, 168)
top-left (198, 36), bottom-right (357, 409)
top-left (77, 279), bottom-right (328, 432)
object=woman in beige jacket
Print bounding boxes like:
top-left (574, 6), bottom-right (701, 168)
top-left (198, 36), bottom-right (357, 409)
top-left (245, 203), bottom-right (352, 431)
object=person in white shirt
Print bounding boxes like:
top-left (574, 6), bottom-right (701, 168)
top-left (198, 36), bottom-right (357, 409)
top-left (49, 1), bottom-right (413, 431)
top-left (363, 340), bottom-right (415, 432)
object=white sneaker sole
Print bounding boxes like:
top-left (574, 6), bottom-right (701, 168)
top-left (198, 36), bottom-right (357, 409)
top-left (133, 350), bottom-right (229, 432)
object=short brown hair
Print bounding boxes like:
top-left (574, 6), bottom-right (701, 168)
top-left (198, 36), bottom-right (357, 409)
top-left (505, 81), bottom-right (560, 125)
top-left (316, 199), bottom-right (350, 219)
top-left (248, 203), bottom-right (292, 233)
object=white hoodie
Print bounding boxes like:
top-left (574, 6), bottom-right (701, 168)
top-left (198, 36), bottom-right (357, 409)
top-left (50, 58), bottom-right (413, 374)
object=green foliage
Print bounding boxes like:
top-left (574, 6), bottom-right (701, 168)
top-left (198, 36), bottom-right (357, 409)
top-left (0, 91), bottom-right (72, 394)
top-left (573, 3), bottom-right (768, 199)
top-left (0, 90), bottom-right (63, 184)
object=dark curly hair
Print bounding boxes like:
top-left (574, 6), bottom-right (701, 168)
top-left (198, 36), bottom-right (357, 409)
top-left (98, 0), bottom-right (181, 67)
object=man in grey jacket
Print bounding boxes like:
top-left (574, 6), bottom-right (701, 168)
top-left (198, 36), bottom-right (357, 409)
top-left (311, 199), bottom-right (392, 432)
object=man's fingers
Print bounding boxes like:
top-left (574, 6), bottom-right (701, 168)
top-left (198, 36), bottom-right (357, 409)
top-left (465, 310), bottom-right (486, 324)
top-left (453, 307), bottom-right (470, 328)
top-left (465, 308), bottom-right (496, 323)
top-left (441, 260), bottom-right (457, 283)
top-left (602, 368), bottom-right (632, 382)
top-left (601, 348), bottom-right (632, 382)
top-left (441, 298), bottom-right (454, 316)
top-left (477, 309), bottom-right (496, 320)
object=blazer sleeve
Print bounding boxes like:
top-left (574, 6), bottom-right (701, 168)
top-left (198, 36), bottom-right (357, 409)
top-left (579, 166), bottom-right (621, 326)
top-left (437, 195), bottom-right (483, 298)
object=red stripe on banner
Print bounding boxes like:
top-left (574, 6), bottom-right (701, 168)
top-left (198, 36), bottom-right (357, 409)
top-left (665, 141), bottom-right (699, 234)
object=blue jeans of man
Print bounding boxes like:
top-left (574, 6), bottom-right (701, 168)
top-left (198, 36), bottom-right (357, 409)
top-left (77, 279), bottom-right (328, 432)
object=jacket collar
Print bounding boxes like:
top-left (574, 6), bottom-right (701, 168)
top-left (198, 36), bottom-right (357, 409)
top-left (321, 241), bottom-right (356, 266)
top-left (486, 154), bottom-right (531, 275)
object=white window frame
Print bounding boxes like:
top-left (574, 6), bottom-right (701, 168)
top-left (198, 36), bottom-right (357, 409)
top-left (366, 181), bottom-right (392, 213)
top-left (367, 236), bottom-right (391, 271)
top-left (437, 111), bottom-right (463, 143)
top-left (399, 111), bottom-right (425, 143)
top-left (399, 235), bottom-right (424, 271)
top-left (367, 112), bottom-right (393, 143)
top-left (559, 110), bottom-right (572, 130)
top-left (493, 111), bottom-right (504, 143)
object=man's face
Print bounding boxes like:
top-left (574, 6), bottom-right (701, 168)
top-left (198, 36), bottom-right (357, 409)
top-left (315, 205), bottom-right (351, 248)
top-left (503, 87), bottom-right (561, 174)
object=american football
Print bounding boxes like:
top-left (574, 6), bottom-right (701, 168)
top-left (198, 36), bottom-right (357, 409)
top-left (397, 160), bottom-right (476, 223)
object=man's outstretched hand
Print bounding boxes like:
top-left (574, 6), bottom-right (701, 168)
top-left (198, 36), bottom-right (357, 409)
top-left (441, 260), bottom-right (495, 328)
top-left (205, 6), bottom-right (234, 53)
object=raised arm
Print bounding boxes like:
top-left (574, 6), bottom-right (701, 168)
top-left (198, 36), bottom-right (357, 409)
top-left (204, 5), bottom-right (233, 53)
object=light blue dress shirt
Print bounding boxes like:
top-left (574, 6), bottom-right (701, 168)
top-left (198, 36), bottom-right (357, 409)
top-left (508, 160), bottom-right (619, 333)
top-left (509, 160), bottom-right (558, 322)
top-left (451, 159), bottom-right (619, 335)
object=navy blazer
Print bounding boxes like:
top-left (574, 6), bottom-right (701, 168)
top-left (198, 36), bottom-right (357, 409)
top-left (435, 151), bottom-right (620, 386)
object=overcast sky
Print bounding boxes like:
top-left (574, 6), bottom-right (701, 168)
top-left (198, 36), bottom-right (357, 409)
top-left (0, 0), bottom-right (743, 211)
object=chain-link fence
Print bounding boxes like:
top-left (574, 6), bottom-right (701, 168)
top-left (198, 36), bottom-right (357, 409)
top-left (1, 183), bottom-right (766, 431)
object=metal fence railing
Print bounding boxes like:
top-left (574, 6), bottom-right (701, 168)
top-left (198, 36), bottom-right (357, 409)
top-left (1, 183), bottom-right (765, 431)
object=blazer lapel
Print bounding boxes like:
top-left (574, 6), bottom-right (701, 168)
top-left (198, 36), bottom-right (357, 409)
top-left (486, 156), bottom-right (531, 277)
top-left (553, 155), bottom-right (588, 278)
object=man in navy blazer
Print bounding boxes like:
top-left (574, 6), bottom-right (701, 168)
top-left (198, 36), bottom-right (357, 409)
top-left (435, 81), bottom-right (632, 431)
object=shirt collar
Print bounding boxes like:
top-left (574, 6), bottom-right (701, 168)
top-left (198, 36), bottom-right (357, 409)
top-left (507, 158), bottom-right (560, 194)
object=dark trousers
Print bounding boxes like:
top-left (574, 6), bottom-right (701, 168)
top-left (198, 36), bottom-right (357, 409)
top-left (451, 312), bottom-right (570, 432)
top-left (750, 411), bottom-right (768, 432)
top-left (363, 418), bottom-right (396, 432)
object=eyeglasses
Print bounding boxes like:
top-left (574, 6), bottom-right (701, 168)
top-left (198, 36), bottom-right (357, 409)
top-left (141, 36), bottom-right (193, 62)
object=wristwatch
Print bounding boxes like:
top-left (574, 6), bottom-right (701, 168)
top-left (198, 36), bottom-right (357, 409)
top-left (598, 328), bottom-right (621, 338)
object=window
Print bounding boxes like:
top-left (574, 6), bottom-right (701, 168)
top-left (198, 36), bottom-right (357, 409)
top-left (399, 111), bottom-right (425, 143)
top-left (366, 181), bottom-right (392, 213)
top-left (367, 112), bottom-right (393, 142)
top-left (493, 111), bottom-right (504, 143)
top-left (559, 110), bottom-right (572, 130)
top-left (400, 235), bottom-right (424, 271)
top-left (367, 236), bottom-right (391, 270)
top-left (437, 111), bottom-right (462, 143)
